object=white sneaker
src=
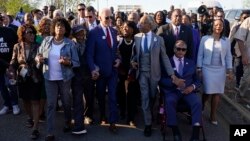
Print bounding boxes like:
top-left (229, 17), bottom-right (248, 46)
top-left (13, 105), bottom-right (20, 115)
top-left (0, 106), bottom-right (9, 115)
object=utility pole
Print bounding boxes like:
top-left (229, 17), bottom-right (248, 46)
top-left (64, 0), bottom-right (66, 16)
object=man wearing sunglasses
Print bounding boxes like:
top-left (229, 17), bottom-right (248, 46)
top-left (85, 6), bottom-right (100, 31)
top-left (86, 8), bottom-right (120, 134)
top-left (71, 3), bottom-right (86, 27)
top-left (159, 40), bottom-right (202, 141)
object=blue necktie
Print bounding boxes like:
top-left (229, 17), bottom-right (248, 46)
top-left (178, 58), bottom-right (183, 76)
top-left (144, 34), bottom-right (149, 53)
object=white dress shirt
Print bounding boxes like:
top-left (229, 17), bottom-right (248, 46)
top-left (101, 23), bottom-right (113, 47)
top-left (172, 24), bottom-right (180, 35)
top-left (88, 20), bottom-right (97, 30)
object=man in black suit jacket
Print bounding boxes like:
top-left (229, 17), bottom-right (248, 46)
top-left (156, 9), bottom-right (194, 60)
top-left (214, 10), bottom-right (230, 37)
top-left (85, 6), bottom-right (100, 31)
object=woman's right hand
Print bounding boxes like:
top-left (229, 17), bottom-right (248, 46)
top-left (35, 54), bottom-right (44, 63)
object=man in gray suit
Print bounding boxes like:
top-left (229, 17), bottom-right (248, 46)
top-left (131, 15), bottom-right (183, 137)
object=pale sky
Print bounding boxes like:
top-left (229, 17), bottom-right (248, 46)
top-left (91, 0), bottom-right (243, 13)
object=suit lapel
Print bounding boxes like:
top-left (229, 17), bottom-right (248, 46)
top-left (136, 33), bottom-right (143, 54)
top-left (179, 25), bottom-right (184, 38)
top-left (110, 27), bottom-right (116, 47)
top-left (183, 58), bottom-right (188, 76)
top-left (150, 33), bottom-right (156, 52)
top-left (170, 57), bottom-right (180, 77)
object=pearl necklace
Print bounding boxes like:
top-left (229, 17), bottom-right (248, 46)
top-left (124, 39), bottom-right (133, 45)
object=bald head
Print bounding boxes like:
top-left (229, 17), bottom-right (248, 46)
top-left (138, 15), bottom-right (156, 33)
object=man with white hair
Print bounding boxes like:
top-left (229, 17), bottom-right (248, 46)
top-left (86, 8), bottom-right (120, 134)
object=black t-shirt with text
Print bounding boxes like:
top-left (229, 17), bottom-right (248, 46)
top-left (0, 27), bottom-right (18, 73)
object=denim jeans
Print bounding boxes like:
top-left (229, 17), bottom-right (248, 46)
top-left (44, 79), bottom-right (72, 134)
top-left (0, 73), bottom-right (18, 108)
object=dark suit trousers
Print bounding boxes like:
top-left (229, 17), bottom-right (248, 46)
top-left (96, 71), bottom-right (118, 123)
top-left (82, 76), bottom-right (95, 119)
top-left (71, 76), bottom-right (85, 129)
top-left (163, 90), bottom-right (202, 126)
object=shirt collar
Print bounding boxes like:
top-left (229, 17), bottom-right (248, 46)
top-left (173, 55), bottom-right (184, 61)
top-left (172, 24), bottom-right (180, 29)
top-left (144, 30), bottom-right (152, 36)
top-left (89, 20), bottom-right (97, 26)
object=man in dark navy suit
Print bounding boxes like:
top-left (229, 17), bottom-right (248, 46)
top-left (157, 9), bottom-right (194, 60)
top-left (159, 40), bottom-right (202, 141)
top-left (86, 8), bottom-right (120, 134)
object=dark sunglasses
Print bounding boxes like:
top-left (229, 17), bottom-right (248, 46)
top-left (78, 8), bottom-right (85, 11)
top-left (176, 48), bottom-right (187, 52)
top-left (86, 16), bottom-right (93, 19)
top-left (105, 16), bottom-right (112, 20)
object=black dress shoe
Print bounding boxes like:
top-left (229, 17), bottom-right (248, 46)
top-left (109, 123), bottom-right (118, 134)
top-left (173, 134), bottom-right (182, 141)
top-left (144, 125), bottom-right (152, 137)
top-left (45, 135), bottom-right (55, 141)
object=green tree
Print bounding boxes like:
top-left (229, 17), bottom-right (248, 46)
top-left (0, 0), bottom-right (8, 12)
top-left (243, 0), bottom-right (250, 8)
top-left (2, 0), bottom-right (34, 15)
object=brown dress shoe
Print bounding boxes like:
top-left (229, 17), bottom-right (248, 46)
top-left (109, 123), bottom-right (118, 134)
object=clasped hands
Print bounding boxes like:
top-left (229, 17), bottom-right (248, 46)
top-left (171, 75), bottom-right (194, 95)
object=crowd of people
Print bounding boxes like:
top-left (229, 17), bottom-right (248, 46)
top-left (0, 3), bottom-right (250, 141)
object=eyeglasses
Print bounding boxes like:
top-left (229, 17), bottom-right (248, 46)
top-left (176, 48), bottom-right (187, 52)
top-left (105, 16), bottom-right (112, 20)
top-left (86, 16), bottom-right (93, 19)
top-left (78, 8), bottom-right (85, 11)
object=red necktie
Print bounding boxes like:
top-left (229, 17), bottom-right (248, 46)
top-left (106, 27), bottom-right (111, 48)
